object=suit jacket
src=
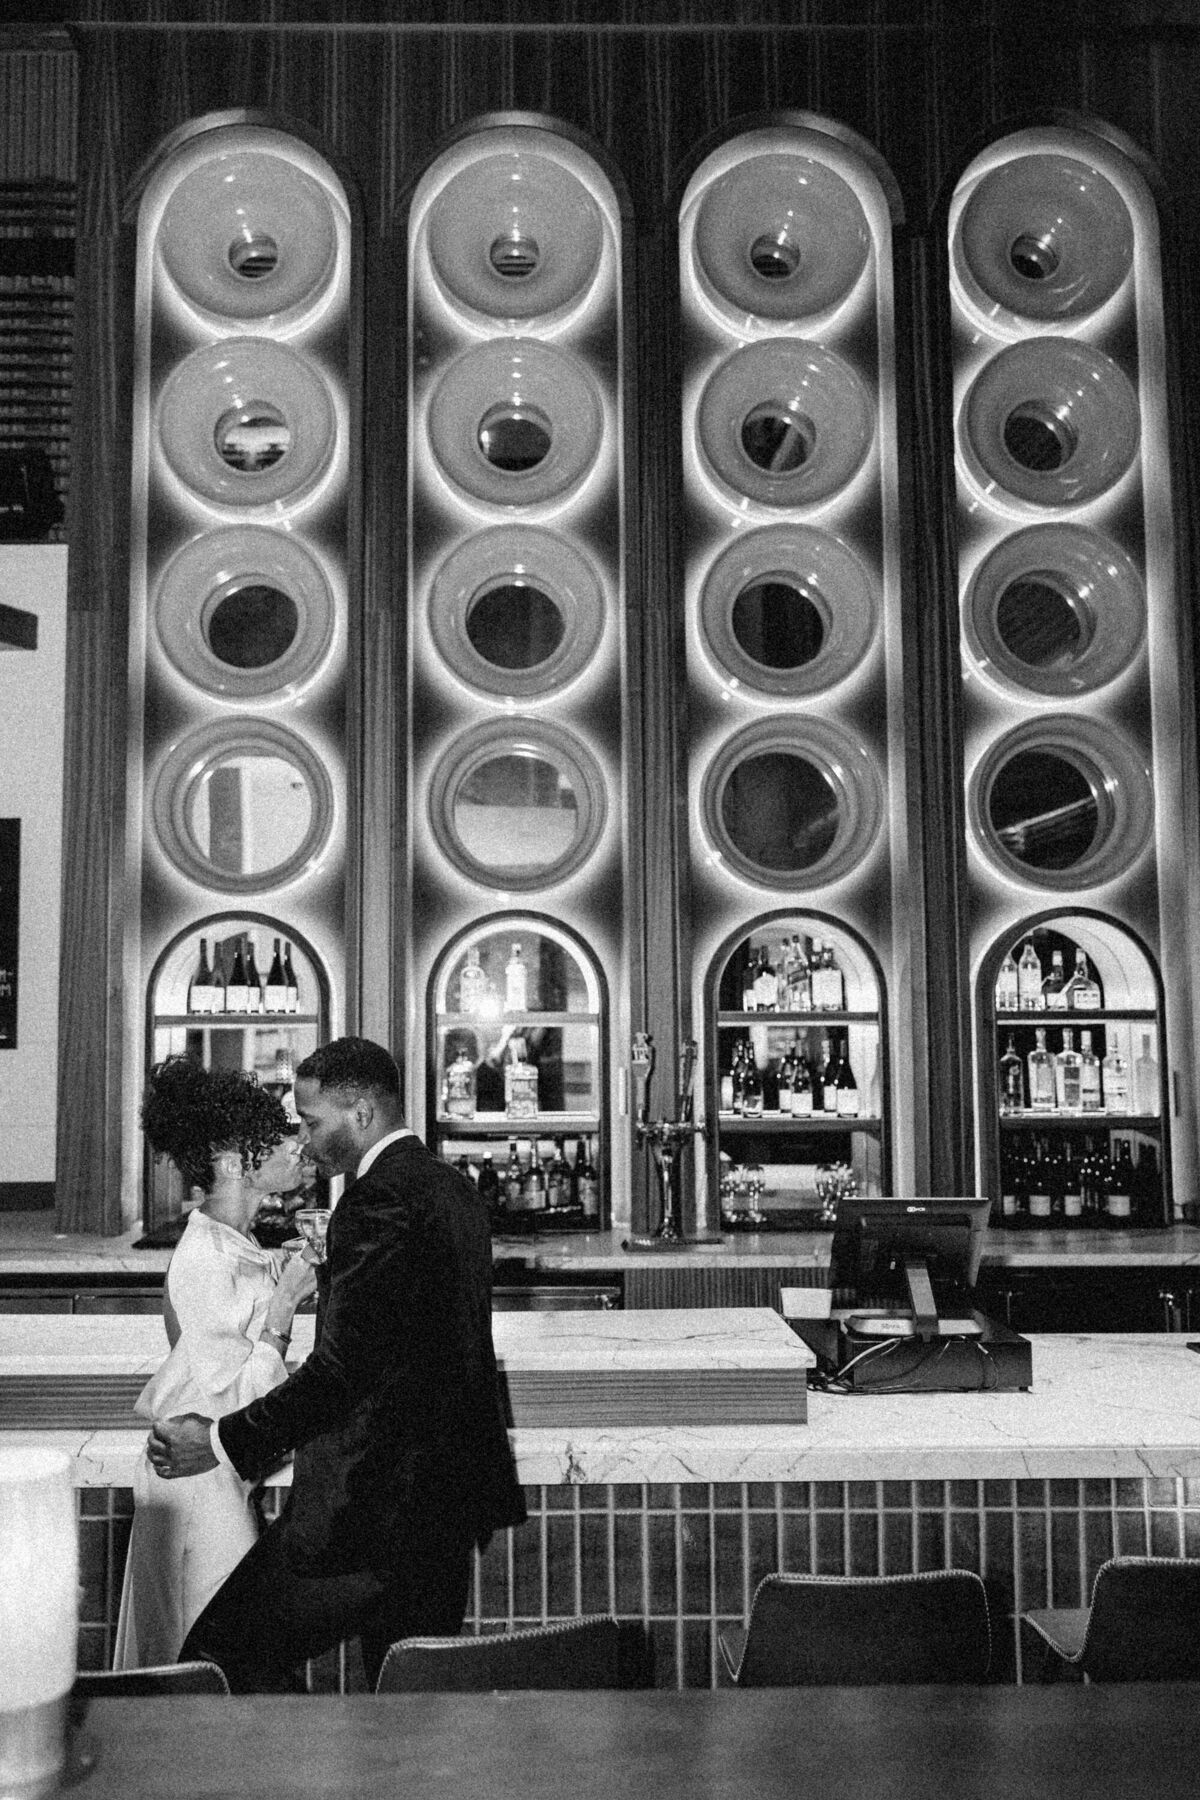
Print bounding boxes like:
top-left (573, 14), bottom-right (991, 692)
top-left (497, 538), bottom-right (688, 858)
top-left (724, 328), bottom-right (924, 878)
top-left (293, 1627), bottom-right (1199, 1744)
top-left (218, 1136), bottom-right (526, 1575)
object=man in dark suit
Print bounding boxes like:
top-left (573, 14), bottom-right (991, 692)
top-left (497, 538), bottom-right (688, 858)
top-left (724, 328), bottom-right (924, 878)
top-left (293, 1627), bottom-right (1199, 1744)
top-left (147, 1036), bottom-right (526, 1692)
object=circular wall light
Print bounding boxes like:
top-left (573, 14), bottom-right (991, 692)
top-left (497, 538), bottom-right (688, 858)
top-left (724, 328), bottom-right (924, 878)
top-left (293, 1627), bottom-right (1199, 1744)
top-left (427, 145), bottom-right (604, 322)
top-left (428, 526), bottom-right (605, 698)
top-left (699, 524), bottom-right (877, 696)
top-left (152, 718), bottom-right (335, 894)
top-left (968, 717), bottom-right (1152, 890)
top-left (427, 718), bottom-right (608, 891)
top-left (697, 339), bottom-right (874, 509)
top-left (153, 525), bottom-right (336, 701)
top-left (157, 337), bottom-right (337, 509)
top-left (955, 153), bottom-right (1133, 324)
top-left (964, 523), bottom-right (1145, 697)
top-left (960, 338), bottom-right (1139, 510)
top-left (156, 143), bottom-right (340, 327)
top-left (693, 152), bottom-right (871, 323)
top-left (426, 338), bottom-right (604, 510)
top-left (700, 717), bottom-right (883, 890)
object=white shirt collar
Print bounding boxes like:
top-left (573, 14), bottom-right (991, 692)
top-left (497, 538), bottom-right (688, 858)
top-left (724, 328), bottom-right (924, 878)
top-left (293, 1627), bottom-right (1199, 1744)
top-left (355, 1127), bottom-right (413, 1181)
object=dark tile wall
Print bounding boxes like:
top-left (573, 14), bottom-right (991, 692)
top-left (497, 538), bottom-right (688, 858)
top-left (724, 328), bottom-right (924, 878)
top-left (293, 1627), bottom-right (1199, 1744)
top-left (78, 1476), bottom-right (1200, 1688)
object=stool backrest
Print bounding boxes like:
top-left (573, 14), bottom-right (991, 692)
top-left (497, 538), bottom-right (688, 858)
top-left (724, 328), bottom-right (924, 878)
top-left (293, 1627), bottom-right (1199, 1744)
top-left (73, 1660), bottom-right (230, 1697)
top-left (376, 1617), bottom-right (642, 1693)
top-left (1083, 1557), bottom-right (1200, 1682)
top-left (736, 1571), bottom-right (992, 1686)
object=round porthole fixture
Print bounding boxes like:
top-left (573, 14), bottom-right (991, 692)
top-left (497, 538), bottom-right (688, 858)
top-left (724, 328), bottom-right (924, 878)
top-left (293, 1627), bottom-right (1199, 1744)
top-left (955, 153), bottom-right (1133, 324)
top-left (697, 340), bottom-right (874, 509)
top-left (157, 337), bottom-right (337, 510)
top-left (968, 717), bottom-right (1152, 890)
top-left (427, 719), bottom-right (607, 892)
top-left (699, 525), bottom-right (878, 697)
top-left (152, 719), bottom-right (335, 894)
top-left (156, 140), bottom-right (341, 327)
top-left (427, 146), bottom-right (604, 322)
top-left (693, 152), bottom-right (871, 323)
top-left (700, 718), bottom-right (883, 890)
top-left (153, 526), bottom-right (336, 701)
top-left (960, 338), bottom-right (1139, 510)
top-left (428, 527), bottom-right (605, 698)
top-left (964, 524), bottom-right (1145, 698)
top-left (426, 338), bottom-right (604, 510)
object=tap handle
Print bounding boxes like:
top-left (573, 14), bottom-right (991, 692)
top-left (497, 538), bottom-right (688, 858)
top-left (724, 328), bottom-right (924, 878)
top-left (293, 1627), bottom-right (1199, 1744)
top-left (631, 1032), bottom-right (654, 1126)
top-left (677, 1039), bottom-right (697, 1123)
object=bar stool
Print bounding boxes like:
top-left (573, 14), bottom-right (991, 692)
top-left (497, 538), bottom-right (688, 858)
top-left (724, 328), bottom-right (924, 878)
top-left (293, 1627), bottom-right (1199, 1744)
top-left (375, 1616), bottom-right (651, 1693)
top-left (1022, 1556), bottom-right (1200, 1682)
top-left (72, 1660), bottom-right (230, 1697)
top-left (719, 1571), bottom-right (992, 1686)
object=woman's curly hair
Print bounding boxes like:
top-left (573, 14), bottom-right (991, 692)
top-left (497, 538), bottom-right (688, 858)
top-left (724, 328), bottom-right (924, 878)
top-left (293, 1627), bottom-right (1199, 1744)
top-left (141, 1056), bottom-right (290, 1194)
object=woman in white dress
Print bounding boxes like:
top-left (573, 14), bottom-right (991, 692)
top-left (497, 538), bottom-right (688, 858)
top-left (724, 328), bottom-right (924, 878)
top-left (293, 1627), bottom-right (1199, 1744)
top-left (114, 1058), bottom-right (318, 1669)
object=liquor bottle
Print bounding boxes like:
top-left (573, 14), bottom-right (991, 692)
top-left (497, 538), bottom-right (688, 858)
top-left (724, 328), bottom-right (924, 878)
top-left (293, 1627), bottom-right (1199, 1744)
top-left (573, 1137), bottom-right (598, 1223)
top-left (1078, 1029), bottom-right (1102, 1112)
top-left (1133, 1032), bottom-right (1161, 1116)
top-left (753, 946), bottom-right (778, 1012)
top-left (476, 1154), bottom-right (501, 1225)
top-left (1132, 1142), bottom-right (1163, 1229)
top-left (243, 937), bottom-right (263, 1015)
top-left (503, 1036), bottom-right (538, 1119)
top-left (264, 937), bottom-right (288, 1013)
top-left (791, 1044), bottom-right (814, 1117)
top-left (1026, 1138), bottom-right (1052, 1228)
top-left (995, 948), bottom-right (1020, 1012)
top-left (741, 1050), bottom-right (764, 1118)
top-left (1026, 1027), bottom-right (1056, 1112)
top-left (1105, 1139), bottom-right (1135, 1225)
top-left (504, 944), bottom-right (528, 1014)
top-left (811, 941), bottom-right (845, 1011)
top-left (1055, 1027), bottom-right (1082, 1111)
top-left (793, 939), bottom-right (813, 1012)
top-left (1064, 950), bottom-right (1101, 1010)
top-left (742, 946), bottom-right (759, 1012)
top-left (208, 943), bottom-right (227, 1015)
top-left (834, 1037), bottom-right (859, 1118)
top-left (778, 1041), bottom-right (797, 1115)
top-left (225, 939), bottom-right (250, 1014)
top-left (282, 942), bottom-right (299, 1013)
top-left (998, 1034), bottom-right (1024, 1113)
top-left (443, 1047), bottom-right (476, 1120)
top-left (520, 1153), bottom-right (547, 1213)
top-left (820, 1036), bottom-right (838, 1113)
top-left (1060, 1141), bottom-right (1083, 1228)
top-left (503, 1137), bottom-right (523, 1210)
top-left (1017, 939), bottom-right (1043, 1011)
top-left (1042, 949), bottom-right (1067, 1011)
top-left (1102, 1040), bottom-right (1131, 1113)
top-left (543, 1143), bottom-right (564, 1210)
top-left (458, 945), bottom-right (488, 1014)
top-left (189, 938), bottom-right (216, 1014)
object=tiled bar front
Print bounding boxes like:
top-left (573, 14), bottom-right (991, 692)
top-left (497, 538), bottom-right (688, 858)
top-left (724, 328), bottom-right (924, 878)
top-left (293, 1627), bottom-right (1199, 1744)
top-left (75, 1473), bottom-right (1200, 1688)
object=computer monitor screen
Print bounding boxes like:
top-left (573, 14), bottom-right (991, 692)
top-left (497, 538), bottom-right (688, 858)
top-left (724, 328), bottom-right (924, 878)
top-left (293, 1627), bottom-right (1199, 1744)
top-left (831, 1195), bottom-right (992, 1304)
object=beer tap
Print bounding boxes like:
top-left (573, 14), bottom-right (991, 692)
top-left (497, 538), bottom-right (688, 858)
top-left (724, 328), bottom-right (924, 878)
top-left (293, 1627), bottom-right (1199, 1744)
top-left (627, 1031), bottom-right (706, 1246)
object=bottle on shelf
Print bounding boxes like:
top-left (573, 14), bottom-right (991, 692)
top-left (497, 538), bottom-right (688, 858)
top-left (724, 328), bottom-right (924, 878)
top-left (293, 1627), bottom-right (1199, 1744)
top-left (244, 937), bottom-right (263, 1015)
top-left (741, 947), bottom-right (759, 1012)
top-left (819, 1036), bottom-right (838, 1113)
top-left (1055, 1027), bottom-right (1082, 1111)
top-left (1017, 939), bottom-right (1043, 1011)
top-left (810, 941), bottom-right (844, 1011)
top-left (778, 1041), bottom-right (797, 1115)
top-left (503, 1137), bottom-right (523, 1211)
top-left (1133, 1033), bottom-right (1161, 1116)
top-left (283, 941), bottom-right (299, 1014)
top-left (1132, 1142), bottom-right (1163, 1229)
top-left (1102, 1039), bottom-right (1131, 1113)
top-left (792, 939), bottom-right (813, 1012)
top-left (520, 1153), bottom-right (547, 1213)
top-left (1105, 1139), bottom-right (1135, 1226)
top-left (503, 1036), bottom-right (538, 1119)
top-left (998, 1136), bottom-right (1027, 1228)
top-left (741, 1048), bottom-right (764, 1118)
top-left (1078, 1029), bottom-right (1102, 1112)
top-left (790, 1043), bottom-right (814, 1117)
top-left (729, 1040), bottom-right (748, 1115)
top-left (577, 1136), bottom-right (601, 1224)
top-left (1026, 1027), bottom-right (1056, 1112)
top-left (443, 1046), bottom-right (477, 1120)
top-left (1041, 949), bottom-right (1067, 1011)
top-left (209, 943), bottom-right (227, 1014)
top-left (1064, 950), bottom-right (1101, 1010)
top-left (834, 1037), bottom-right (859, 1118)
top-left (998, 1034), bottom-right (1024, 1113)
top-left (1026, 1138), bottom-right (1053, 1228)
top-left (188, 938), bottom-right (217, 1015)
top-left (264, 937), bottom-right (288, 1014)
top-left (543, 1143), bottom-right (565, 1210)
top-left (995, 948), bottom-right (1020, 1012)
top-left (476, 1153), bottom-right (501, 1225)
top-left (1060, 1141), bottom-right (1083, 1228)
top-left (458, 945), bottom-right (489, 1014)
top-left (225, 939), bottom-right (250, 1014)
top-left (504, 943), bottom-right (529, 1014)
top-left (752, 946), bottom-right (778, 1012)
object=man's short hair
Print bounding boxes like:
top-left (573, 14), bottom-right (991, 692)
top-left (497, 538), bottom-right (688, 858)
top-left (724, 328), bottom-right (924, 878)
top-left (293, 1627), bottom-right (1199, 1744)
top-left (296, 1037), bottom-right (401, 1104)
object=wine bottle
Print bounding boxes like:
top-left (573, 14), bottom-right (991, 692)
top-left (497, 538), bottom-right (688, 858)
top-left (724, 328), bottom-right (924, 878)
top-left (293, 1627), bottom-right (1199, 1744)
top-left (791, 1044), bottom-right (814, 1118)
top-left (577, 1136), bottom-right (601, 1223)
top-left (834, 1037), bottom-right (859, 1117)
top-left (1026, 1027), bottom-right (1055, 1112)
top-left (1017, 939), bottom-right (1043, 1011)
top-left (995, 948), bottom-right (1020, 1012)
top-left (778, 1041), bottom-right (796, 1116)
top-left (1105, 1139), bottom-right (1135, 1225)
top-left (1060, 1141), bottom-right (1083, 1228)
top-left (820, 1036), bottom-right (838, 1113)
top-left (264, 937), bottom-right (288, 1013)
top-left (999, 1034), bottom-right (1024, 1113)
top-left (244, 937), bottom-right (263, 1015)
top-left (208, 943), bottom-right (227, 1014)
top-left (1055, 1027), bottom-right (1082, 1111)
top-left (503, 1138), bottom-right (523, 1211)
top-left (225, 940), bottom-right (250, 1013)
top-left (283, 941), bottom-right (299, 1014)
top-left (741, 1051), bottom-right (764, 1118)
top-left (476, 1154), bottom-right (501, 1224)
top-left (1027, 1138), bottom-right (1052, 1228)
top-left (1132, 1142), bottom-right (1162, 1229)
top-left (998, 1137), bottom-right (1026, 1229)
top-left (189, 938), bottom-right (216, 1015)
top-left (505, 943), bottom-right (528, 1014)
top-left (520, 1153), bottom-right (547, 1213)
top-left (543, 1144), bottom-right (564, 1210)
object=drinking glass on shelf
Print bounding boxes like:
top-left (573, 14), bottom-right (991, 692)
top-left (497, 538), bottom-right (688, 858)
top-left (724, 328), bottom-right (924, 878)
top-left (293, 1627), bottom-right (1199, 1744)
top-left (293, 1208), bottom-right (332, 1263)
